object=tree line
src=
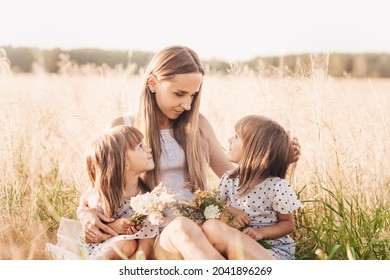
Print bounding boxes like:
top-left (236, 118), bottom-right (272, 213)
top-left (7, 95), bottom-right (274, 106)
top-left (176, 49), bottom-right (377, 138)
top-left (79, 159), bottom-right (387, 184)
top-left (2, 45), bottom-right (390, 77)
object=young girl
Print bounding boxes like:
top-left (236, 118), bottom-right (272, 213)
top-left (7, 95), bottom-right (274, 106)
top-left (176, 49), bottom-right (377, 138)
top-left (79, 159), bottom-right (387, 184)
top-left (47, 125), bottom-right (159, 259)
top-left (83, 125), bottom-right (160, 259)
top-left (202, 115), bottom-right (302, 260)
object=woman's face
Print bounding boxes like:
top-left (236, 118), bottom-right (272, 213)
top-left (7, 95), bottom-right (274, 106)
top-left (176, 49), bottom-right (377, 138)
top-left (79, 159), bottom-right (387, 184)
top-left (126, 141), bottom-right (154, 174)
top-left (227, 133), bottom-right (243, 163)
top-left (152, 72), bottom-right (202, 121)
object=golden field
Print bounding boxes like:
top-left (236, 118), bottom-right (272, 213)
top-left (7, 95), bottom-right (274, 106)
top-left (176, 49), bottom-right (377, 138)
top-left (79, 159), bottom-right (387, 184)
top-left (0, 65), bottom-right (389, 259)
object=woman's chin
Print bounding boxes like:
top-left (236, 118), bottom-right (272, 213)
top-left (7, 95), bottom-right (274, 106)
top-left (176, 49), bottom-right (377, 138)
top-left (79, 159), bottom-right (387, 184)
top-left (169, 114), bottom-right (181, 120)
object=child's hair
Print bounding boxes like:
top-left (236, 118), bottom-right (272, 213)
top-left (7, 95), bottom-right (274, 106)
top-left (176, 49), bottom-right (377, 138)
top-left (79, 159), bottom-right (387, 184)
top-left (230, 115), bottom-right (293, 197)
top-left (136, 45), bottom-right (209, 190)
top-left (86, 125), bottom-right (149, 218)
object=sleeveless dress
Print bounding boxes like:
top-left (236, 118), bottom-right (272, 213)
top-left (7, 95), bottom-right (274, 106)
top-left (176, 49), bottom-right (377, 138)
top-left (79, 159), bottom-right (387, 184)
top-left (122, 115), bottom-right (193, 202)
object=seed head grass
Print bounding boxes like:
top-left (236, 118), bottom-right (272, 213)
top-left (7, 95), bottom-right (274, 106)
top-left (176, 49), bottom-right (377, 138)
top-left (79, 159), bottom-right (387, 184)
top-left (0, 59), bottom-right (389, 259)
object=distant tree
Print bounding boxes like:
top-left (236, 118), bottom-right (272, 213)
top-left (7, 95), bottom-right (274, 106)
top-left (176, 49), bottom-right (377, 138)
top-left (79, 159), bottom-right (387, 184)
top-left (328, 54), bottom-right (346, 77)
top-left (42, 48), bottom-right (62, 73)
top-left (1, 46), bottom-right (390, 77)
top-left (2, 46), bottom-right (37, 73)
top-left (202, 59), bottom-right (230, 74)
top-left (68, 48), bottom-right (127, 67)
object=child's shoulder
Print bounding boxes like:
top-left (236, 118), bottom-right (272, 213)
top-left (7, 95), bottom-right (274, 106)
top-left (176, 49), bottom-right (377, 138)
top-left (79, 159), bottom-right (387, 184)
top-left (266, 177), bottom-right (292, 189)
top-left (267, 177), bottom-right (302, 211)
top-left (221, 170), bottom-right (237, 180)
top-left (217, 170), bottom-right (237, 186)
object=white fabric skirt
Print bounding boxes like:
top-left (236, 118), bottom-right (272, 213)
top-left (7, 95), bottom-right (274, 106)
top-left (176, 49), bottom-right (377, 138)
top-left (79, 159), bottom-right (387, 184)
top-left (46, 217), bottom-right (159, 259)
top-left (45, 218), bottom-right (88, 259)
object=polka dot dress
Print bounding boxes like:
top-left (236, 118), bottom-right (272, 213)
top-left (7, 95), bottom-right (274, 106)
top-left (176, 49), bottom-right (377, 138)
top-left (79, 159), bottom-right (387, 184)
top-left (217, 173), bottom-right (302, 260)
top-left (81, 198), bottom-right (159, 259)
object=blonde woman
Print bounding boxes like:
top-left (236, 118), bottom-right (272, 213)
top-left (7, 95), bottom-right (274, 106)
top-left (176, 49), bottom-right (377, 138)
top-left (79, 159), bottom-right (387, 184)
top-left (78, 46), bottom-right (301, 259)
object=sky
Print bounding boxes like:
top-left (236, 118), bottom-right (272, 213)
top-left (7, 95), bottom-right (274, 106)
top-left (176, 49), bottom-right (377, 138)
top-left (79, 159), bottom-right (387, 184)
top-left (1, 0), bottom-right (389, 61)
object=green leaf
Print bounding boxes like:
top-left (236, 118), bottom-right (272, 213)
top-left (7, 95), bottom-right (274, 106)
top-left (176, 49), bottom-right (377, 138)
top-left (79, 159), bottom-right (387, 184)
top-left (258, 239), bottom-right (274, 249)
top-left (329, 244), bottom-right (341, 259)
top-left (237, 227), bottom-right (274, 249)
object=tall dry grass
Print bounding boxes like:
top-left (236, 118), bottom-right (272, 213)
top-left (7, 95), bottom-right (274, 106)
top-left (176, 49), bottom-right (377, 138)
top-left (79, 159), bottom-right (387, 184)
top-left (0, 56), bottom-right (389, 259)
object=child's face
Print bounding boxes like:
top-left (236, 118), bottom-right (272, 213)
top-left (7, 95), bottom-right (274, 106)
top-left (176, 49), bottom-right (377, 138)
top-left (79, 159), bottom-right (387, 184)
top-left (126, 141), bottom-right (154, 174)
top-left (227, 133), bottom-right (243, 163)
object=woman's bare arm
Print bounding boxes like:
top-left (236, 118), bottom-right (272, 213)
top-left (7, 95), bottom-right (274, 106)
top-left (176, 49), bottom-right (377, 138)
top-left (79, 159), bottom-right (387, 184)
top-left (77, 205), bottom-right (117, 243)
top-left (199, 114), bottom-right (234, 177)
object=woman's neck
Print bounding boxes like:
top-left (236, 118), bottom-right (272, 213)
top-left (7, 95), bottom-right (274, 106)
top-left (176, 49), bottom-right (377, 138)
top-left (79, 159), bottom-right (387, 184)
top-left (124, 175), bottom-right (141, 199)
top-left (158, 120), bottom-right (172, 130)
top-left (158, 112), bottom-right (173, 129)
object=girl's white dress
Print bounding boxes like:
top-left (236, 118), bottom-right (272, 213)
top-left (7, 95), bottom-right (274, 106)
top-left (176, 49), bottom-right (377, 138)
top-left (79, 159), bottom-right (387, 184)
top-left (46, 194), bottom-right (159, 259)
top-left (46, 116), bottom-right (191, 259)
top-left (217, 173), bottom-right (302, 260)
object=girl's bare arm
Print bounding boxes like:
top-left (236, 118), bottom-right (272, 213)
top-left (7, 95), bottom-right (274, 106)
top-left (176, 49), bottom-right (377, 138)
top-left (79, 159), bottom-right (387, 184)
top-left (242, 213), bottom-right (295, 241)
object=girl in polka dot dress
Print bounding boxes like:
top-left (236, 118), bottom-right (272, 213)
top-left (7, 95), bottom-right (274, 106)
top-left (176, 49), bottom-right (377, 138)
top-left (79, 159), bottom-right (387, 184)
top-left (81, 125), bottom-right (160, 259)
top-left (202, 115), bottom-right (302, 260)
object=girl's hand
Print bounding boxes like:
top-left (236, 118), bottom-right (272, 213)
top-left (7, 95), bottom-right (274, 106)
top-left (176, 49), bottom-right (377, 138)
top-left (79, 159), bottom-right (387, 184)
top-left (108, 218), bottom-right (142, 235)
top-left (242, 227), bottom-right (264, 241)
top-left (227, 206), bottom-right (251, 227)
top-left (79, 208), bottom-right (117, 243)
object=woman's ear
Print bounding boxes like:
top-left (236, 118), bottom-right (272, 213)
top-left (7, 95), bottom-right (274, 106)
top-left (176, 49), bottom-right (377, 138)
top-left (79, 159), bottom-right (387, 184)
top-left (147, 74), bottom-right (157, 93)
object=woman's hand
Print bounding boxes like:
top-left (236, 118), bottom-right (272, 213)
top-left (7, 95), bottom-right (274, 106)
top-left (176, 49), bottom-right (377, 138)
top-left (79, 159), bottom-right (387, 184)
top-left (108, 218), bottom-right (143, 235)
top-left (227, 206), bottom-right (251, 227)
top-left (289, 133), bottom-right (301, 163)
top-left (79, 208), bottom-right (118, 243)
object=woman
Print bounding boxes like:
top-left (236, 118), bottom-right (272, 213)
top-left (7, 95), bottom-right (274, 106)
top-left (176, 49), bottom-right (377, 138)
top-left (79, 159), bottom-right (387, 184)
top-left (78, 45), bottom-right (301, 259)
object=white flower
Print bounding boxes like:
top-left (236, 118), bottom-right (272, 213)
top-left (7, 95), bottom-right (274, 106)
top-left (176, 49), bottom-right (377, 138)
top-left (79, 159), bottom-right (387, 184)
top-left (157, 193), bottom-right (176, 211)
top-left (204, 205), bottom-right (221, 219)
top-left (130, 196), bottom-right (146, 213)
top-left (129, 182), bottom-right (176, 226)
top-left (130, 194), bottom-right (152, 214)
top-left (149, 211), bottom-right (164, 226)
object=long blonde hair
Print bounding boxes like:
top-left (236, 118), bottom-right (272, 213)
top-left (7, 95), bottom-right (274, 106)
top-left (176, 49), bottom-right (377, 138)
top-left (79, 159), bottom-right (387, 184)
top-left (86, 125), bottom-right (147, 218)
top-left (136, 45), bottom-right (209, 190)
top-left (230, 115), bottom-right (293, 197)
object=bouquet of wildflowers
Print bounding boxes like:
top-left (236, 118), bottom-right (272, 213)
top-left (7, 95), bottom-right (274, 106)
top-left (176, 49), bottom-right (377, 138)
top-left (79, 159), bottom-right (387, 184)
top-left (175, 188), bottom-right (273, 249)
top-left (173, 188), bottom-right (241, 228)
top-left (128, 183), bottom-right (176, 226)
top-left (127, 185), bottom-right (273, 249)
